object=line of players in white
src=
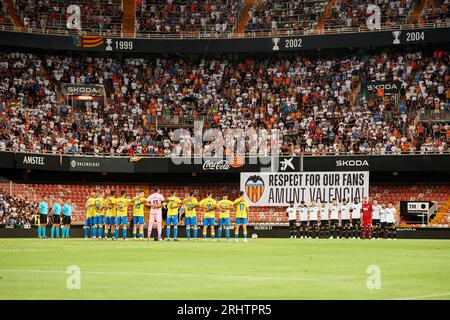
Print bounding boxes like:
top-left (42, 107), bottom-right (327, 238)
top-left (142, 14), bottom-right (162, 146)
top-left (285, 198), bottom-right (397, 239)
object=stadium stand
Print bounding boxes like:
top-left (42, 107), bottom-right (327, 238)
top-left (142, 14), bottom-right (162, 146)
top-left (0, 0), bottom-right (12, 26)
top-left (1, 181), bottom-right (448, 227)
top-left (135, 0), bottom-right (243, 35)
top-left (418, 0), bottom-right (450, 26)
top-left (324, 0), bottom-right (415, 30)
top-left (245, 0), bottom-right (326, 33)
top-left (0, 47), bottom-right (448, 156)
top-left (13, 0), bottom-right (123, 32)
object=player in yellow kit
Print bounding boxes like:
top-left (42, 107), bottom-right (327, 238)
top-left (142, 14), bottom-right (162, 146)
top-left (182, 192), bottom-right (198, 240)
top-left (234, 191), bottom-right (249, 242)
top-left (199, 193), bottom-right (217, 241)
top-left (95, 191), bottom-right (106, 239)
top-left (217, 195), bottom-right (234, 241)
top-left (104, 190), bottom-right (117, 240)
top-left (84, 192), bottom-right (96, 239)
top-left (166, 191), bottom-right (182, 241)
top-left (132, 191), bottom-right (147, 240)
top-left (115, 190), bottom-right (132, 240)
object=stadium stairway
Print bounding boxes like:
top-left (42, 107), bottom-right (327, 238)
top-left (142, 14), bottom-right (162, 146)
top-left (235, 0), bottom-right (260, 35)
top-left (122, 0), bottom-right (136, 37)
top-left (4, 0), bottom-right (23, 28)
top-left (407, 0), bottom-right (428, 24)
top-left (315, 0), bottom-right (338, 33)
top-left (430, 195), bottom-right (450, 225)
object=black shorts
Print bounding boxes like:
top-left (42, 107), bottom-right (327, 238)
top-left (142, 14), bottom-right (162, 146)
top-left (385, 222), bottom-right (394, 228)
top-left (40, 214), bottom-right (48, 224)
top-left (330, 219), bottom-right (339, 226)
top-left (320, 220), bottom-right (329, 227)
top-left (309, 220), bottom-right (318, 226)
top-left (380, 222), bottom-right (387, 228)
top-left (372, 219), bottom-right (380, 226)
top-left (352, 218), bottom-right (361, 226)
top-left (289, 220), bottom-right (297, 228)
top-left (62, 216), bottom-right (71, 225)
top-left (53, 215), bottom-right (60, 224)
top-left (300, 221), bottom-right (308, 226)
top-left (342, 219), bottom-right (351, 226)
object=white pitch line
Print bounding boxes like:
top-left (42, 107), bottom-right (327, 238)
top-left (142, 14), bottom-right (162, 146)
top-left (0, 268), bottom-right (330, 283)
top-left (391, 292), bottom-right (450, 300)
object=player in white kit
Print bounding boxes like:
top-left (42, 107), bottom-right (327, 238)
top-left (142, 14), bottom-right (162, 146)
top-left (349, 199), bottom-right (362, 239)
top-left (372, 199), bottom-right (382, 239)
top-left (329, 199), bottom-right (340, 239)
top-left (319, 201), bottom-right (329, 238)
top-left (340, 199), bottom-right (351, 239)
top-left (298, 201), bottom-right (308, 239)
top-left (308, 201), bottom-right (319, 239)
top-left (379, 203), bottom-right (387, 239)
top-left (146, 188), bottom-right (165, 241)
top-left (385, 202), bottom-right (397, 240)
top-left (286, 201), bottom-right (297, 238)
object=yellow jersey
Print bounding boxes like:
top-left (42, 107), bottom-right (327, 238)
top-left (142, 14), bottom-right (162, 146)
top-left (199, 197), bottom-right (216, 219)
top-left (234, 198), bottom-right (249, 218)
top-left (105, 196), bottom-right (116, 217)
top-left (183, 197), bottom-right (198, 218)
top-left (166, 196), bottom-right (182, 216)
top-left (86, 197), bottom-right (96, 218)
top-left (94, 197), bottom-right (104, 216)
top-left (132, 196), bottom-right (146, 217)
top-left (115, 197), bottom-right (131, 217)
top-left (217, 199), bottom-right (234, 218)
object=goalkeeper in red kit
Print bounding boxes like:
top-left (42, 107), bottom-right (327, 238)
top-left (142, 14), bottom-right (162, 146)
top-left (361, 197), bottom-right (373, 239)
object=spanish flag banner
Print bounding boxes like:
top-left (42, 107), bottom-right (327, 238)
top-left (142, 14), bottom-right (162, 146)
top-left (73, 36), bottom-right (104, 48)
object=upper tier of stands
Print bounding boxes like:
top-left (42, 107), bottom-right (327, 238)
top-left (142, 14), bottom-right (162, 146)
top-left (136, 0), bottom-right (243, 34)
top-left (2, 0), bottom-right (448, 36)
top-left (13, 0), bottom-right (123, 32)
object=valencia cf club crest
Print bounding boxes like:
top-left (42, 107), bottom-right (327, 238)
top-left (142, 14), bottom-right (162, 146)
top-left (245, 175), bottom-right (265, 203)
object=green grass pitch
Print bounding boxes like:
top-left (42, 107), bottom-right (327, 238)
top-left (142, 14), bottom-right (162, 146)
top-left (0, 238), bottom-right (449, 300)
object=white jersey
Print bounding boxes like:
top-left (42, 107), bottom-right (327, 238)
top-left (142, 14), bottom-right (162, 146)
top-left (350, 203), bottom-right (361, 219)
top-left (286, 207), bottom-right (297, 220)
top-left (308, 206), bottom-right (319, 221)
top-left (380, 208), bottom-right (387, 223)
top-left (146, 193), bottom-right (165, 213)
top-left (299, 206), bottom-right (308, 221)
top-left (319, 206), bottom-right (329, 220)
top-left (385, 207), bottom-right (396, 223)
top-left (372, 204), bottom-right (382, 220)
top-left (329, 205), bottom-right (340, 220)
top-left (340, 204), bottom-right (350, 220)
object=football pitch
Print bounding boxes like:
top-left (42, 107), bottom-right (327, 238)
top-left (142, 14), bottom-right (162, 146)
top-left (0, 238), bottom-right (449, 300)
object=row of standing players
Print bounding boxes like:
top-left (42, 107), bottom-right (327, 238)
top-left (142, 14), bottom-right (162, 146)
top-left (84, 189), bottom-right (250, 241)
top-left (285, 197), bottom-right (397, 240)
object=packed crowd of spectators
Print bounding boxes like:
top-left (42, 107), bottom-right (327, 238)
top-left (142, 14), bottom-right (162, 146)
top-left (0, 0), bottom-right (12, 26)
top-left (246, 0), bottom-right (325, 33)
top-left (136, 0), bottom-right (242, 34)
top-left (325, 0), bottom-right (414, 30)
top-left (14, 0), bottom-right (122, 32)
top-left (418, 0), bottom-right (450, 25)
top-left (0, 47), bottom-right (448, 156)
top-left (0, 189), bottom-right (36, 228)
